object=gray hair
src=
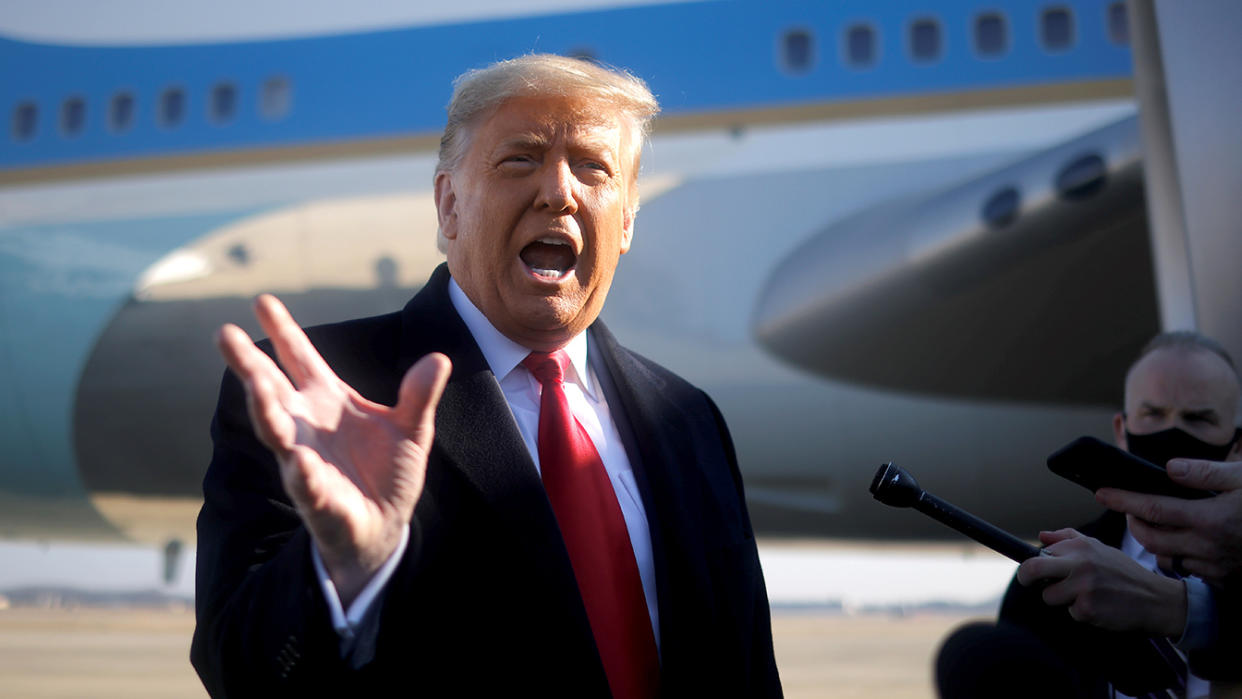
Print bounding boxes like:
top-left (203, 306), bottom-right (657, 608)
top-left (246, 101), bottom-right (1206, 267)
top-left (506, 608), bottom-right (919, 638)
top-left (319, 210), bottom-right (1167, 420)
top-left (434, 54), bottom-right (659, 252)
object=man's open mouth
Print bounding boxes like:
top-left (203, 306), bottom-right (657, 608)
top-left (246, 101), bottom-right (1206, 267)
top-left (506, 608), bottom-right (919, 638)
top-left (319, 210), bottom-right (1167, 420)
top-left (519, 237), bottom-right (577, 281)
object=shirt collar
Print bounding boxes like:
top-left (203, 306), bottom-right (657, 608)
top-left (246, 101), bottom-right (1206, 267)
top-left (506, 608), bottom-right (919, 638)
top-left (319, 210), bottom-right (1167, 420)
top-left (448, 277), bottom-right (594, 397)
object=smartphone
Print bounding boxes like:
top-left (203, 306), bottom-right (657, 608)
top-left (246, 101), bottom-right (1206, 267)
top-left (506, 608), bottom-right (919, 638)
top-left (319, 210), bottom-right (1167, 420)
top-left (1047, 436), bottom-right (1214, 499)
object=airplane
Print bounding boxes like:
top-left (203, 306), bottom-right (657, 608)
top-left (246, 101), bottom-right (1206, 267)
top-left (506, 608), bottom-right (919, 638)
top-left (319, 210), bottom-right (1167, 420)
top-left (2, 0), bottom-right (1212, 573)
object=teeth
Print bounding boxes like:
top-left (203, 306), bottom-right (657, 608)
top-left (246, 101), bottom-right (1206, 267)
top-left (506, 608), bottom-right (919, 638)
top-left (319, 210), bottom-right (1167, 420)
top-left (531, 267), bottom-right (566, 279)
top-left (538, 237), bottom-right (569, 246)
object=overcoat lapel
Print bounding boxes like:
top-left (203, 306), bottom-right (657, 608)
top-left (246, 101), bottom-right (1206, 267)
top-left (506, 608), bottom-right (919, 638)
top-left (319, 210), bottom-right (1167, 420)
top-left (396, 266), bottom-right (559, 539)
top-left (589, 321), bottom-right (724, 688)
top-left (394, 266), bottom-right (600, 659)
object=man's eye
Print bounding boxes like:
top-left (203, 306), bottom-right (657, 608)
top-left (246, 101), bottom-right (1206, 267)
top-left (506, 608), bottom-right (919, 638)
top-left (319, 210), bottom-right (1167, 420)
top-left (577, 161), bottom-right (610, 176)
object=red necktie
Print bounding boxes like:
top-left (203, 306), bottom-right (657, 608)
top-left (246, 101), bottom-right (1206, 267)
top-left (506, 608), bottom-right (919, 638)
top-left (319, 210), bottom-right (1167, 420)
top-left (523, 351), bottom-right (660, 699)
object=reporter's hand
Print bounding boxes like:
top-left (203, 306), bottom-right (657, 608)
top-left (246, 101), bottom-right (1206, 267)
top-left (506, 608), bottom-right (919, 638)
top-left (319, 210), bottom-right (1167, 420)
top-left (1017, 529), bottom-right (1186, 637)
top-left (216, 295), bottom-right (451, 606)
top-left (1097, 459), bottom-right (1242, 588)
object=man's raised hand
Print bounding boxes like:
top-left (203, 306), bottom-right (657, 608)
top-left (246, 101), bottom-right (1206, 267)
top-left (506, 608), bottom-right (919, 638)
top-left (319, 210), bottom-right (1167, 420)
top-left (215, 294), bottom-right (451, 605)
top-left (1097, 458), bottom-right (1242, 588)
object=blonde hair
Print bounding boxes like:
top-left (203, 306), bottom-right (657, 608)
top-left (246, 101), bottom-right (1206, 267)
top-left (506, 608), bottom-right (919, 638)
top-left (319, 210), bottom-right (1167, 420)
top-left (437, 53), bottom-right (659, 175)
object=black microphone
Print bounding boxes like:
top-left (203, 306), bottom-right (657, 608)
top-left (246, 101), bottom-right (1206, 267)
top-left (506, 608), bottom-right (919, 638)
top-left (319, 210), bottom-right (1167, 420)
top-left (870, 462), bottom-right (1040, 563)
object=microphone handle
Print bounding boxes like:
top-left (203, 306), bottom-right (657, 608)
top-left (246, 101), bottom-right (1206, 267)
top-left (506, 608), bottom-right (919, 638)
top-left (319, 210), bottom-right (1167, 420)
top-left (914, 491), bottom-right (1041, 563)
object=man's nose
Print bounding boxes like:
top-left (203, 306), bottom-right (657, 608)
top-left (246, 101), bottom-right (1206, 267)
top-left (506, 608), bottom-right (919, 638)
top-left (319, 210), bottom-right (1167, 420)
top-left (536, 160), bottom-right (577, 214)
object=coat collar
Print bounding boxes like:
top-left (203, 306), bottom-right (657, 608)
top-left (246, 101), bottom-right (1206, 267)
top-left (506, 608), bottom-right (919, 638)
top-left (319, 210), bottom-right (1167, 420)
top-left (397, 264), bottom-right (557, 532)
top-left (398, 265), bottom-right (599, 628)
top-left (395, 265), bottom-right (722, 683)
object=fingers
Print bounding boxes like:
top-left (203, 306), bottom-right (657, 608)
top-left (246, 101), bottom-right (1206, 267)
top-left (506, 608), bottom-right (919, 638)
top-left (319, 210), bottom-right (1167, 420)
top-left (1037, 528), bottom-right (1080, 546)
top-left (1095, 488), bottom-right (1195, 528)
top-left (1167, 458), bottom-right (1242, 491)
top-left (248, 373), bottom-right (297, 452)
top-left (1126, 514), bottom-right (1212, 559)
top-left (1018, 555), bottom-right (1056, 586)
top-left (1018, 530), bottom-right (1091, 587)
top-left (253, 294), bottom-right (336, 389)
top-left (216, 323), bottom-right (271, 379)
top-left (394, 353), bottom-right (453, 441)
top-left (217, 323), bottom-right (298, 452)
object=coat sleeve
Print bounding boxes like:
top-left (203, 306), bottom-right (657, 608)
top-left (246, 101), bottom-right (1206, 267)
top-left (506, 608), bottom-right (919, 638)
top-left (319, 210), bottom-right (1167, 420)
top-left (190, 367), bottom-right (383, 697)
top-left (705, 393), bottom-right (784, 698)
top-left (1188, 585), bottom-right (1242, 680)
top-left (998, 567), bottom-right (1186, 695)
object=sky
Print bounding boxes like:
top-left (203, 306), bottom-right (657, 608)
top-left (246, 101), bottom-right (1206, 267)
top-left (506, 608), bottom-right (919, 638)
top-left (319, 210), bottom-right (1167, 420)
top-left (0, 0), bottom-right (690, 44)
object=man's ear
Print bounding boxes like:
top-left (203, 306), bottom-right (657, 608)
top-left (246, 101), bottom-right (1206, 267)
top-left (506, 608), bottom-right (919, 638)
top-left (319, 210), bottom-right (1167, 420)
top-left (619, 204), bottom-right (635, 255)
top-left (1112, 412), bottom-right (1128, 451)
top-left (434, 172), bottom-right (458, 240)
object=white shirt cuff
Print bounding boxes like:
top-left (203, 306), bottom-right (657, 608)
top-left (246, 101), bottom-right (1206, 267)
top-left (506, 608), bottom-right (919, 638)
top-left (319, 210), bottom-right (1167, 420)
top-left (1176, 576), bottom-right (1217, 652)
top-left (310, 527), bottom-right (410, 640)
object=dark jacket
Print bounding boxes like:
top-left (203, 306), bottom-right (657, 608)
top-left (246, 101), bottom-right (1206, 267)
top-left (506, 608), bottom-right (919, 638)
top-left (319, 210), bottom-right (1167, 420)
top-left (191, 264), bottom-right (782, 698)
top-left (999, 510), bottom-right (1185, 696)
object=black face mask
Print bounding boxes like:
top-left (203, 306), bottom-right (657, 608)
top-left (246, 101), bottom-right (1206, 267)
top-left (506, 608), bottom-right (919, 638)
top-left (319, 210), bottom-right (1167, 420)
top-left (1125, 426), bottom-right (1240, 468)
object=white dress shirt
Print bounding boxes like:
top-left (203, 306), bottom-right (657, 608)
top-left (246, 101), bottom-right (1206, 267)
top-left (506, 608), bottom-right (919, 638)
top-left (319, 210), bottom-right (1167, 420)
top-left (313, 279), bottom-right (659, 652)
top-left (1119, 527), bottom-right (1210, 699)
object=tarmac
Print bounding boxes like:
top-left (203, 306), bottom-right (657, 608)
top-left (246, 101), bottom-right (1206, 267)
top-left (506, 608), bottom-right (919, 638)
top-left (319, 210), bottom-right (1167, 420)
top-left (0, 605), bottom-right (978, 698)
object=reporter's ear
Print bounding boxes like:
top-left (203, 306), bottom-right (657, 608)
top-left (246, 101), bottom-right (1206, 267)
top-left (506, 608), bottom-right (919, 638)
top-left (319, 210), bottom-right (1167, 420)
top-left (1112, 412), bottom-right (1127, 450)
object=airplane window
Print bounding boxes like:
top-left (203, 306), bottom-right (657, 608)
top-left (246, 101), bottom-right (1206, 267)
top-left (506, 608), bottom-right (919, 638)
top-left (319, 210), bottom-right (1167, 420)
top-left (1107, 2), bottom-right (1129, 45)
top-left (982, 186), bottom-right (1020, 229)
top-left (109, 92), bottom-right (135, 133)
top-left (1041, 7), bottom-right (1075, 51)
top-left (160, 87), bottom-right (186, 128)
top-left (260, 76), bottom-right (292, 121)
top-left (844, 23), bottom-right (877, 67)
top-left (61, 97), bottom-right (87, 137)
top-left (909, 18), bottom-right (942, 61)
top-left (210, 83), bottom-right (238, 124)
top-left (1056, 153), bottom-right (1106, 199)
top-left (974, 12), bottom-right (1009, 57)
top-left (12, 101), bottom-right (37, 142)
top-left (781, 28), bottom-right (815, 73)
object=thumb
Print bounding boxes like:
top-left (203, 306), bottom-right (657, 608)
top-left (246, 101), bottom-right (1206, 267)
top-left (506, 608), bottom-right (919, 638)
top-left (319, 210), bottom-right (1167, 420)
top-left (394, 353), bottom-right (452, 443)
top-left (1167, 458), bottom-right (1242, 491)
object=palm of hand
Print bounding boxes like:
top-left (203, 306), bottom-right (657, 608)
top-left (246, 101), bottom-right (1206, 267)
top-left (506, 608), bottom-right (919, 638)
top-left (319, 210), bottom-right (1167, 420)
top-left (278, 383), bottom-right (429, 568)
top-left (217, 294), bottom-right (451, 593)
